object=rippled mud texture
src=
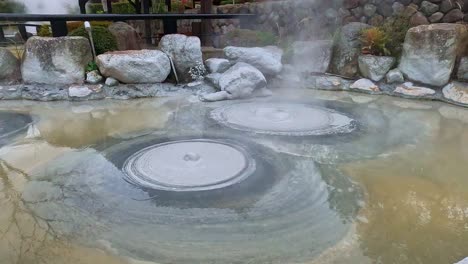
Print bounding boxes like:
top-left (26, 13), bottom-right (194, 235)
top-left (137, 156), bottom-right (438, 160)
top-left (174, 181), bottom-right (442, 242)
top-left (0, 90), bottom-right (467, 264)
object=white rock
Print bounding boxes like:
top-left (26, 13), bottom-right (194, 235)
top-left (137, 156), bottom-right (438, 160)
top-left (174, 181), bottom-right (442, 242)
top-left (159, 34), bottom-right (205, 83)
top-left (105, 77), bottom-right (119, 86)
top-left (358, 55), bottom-right (395, 82)
top-left (394, 82), bottom-right (436, 97)
top-left (22, 37), bottom-right (92, 85)
top-left (399, 24), bottom-right (468, 86)
top-left (454, 257), bottom-right (468, 264)
top-left (205, 58), bottom-right (230, 73)
top-left (200, 62), bottom-right (267, 101)
top-left (386, 68), bottom-right (404, 83)
top-left (224, 46), bottom-right (283, 76)
top-left (442, 82), bottom-right (468, 105)
top-left (96, 50), bottom-right (170, 84)
top-left (68, 85), bottom-right (102, 98)
top-left (350, 78), bottom-right (380, 93)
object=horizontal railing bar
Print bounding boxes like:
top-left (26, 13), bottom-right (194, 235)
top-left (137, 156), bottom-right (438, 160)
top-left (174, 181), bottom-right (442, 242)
top-left (0, 23), bottom-right (43, 27)
top-left (0, 13), bottom-right (255, 22)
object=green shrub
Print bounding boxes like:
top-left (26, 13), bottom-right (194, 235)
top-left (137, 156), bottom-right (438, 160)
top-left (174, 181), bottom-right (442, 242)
top-left (67, 21), bottom-right (112, 32)
top-left (37, 25), bottom-right (52, 37)
top-left (380, 15), bottom-right (410, 57)
top-left (87, 2), bottom-right (136, 14)
top-left (220, 29), bottom-right (277, 47)
top-left (68, 26), bottom-right (118, 55)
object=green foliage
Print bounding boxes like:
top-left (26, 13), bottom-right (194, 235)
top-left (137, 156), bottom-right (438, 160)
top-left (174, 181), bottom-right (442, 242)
top-left (0, 0), bottom-right (25, 13)
top-left (87, 2), bottom-right (136, 14)
top-left (37, 25), bottom-right (52, 37)
top-left (67, 21), bottom-right (112, 32)
top-left (220, 29), bottom-right (277, 48)
top-left (68, 26), bottom-right (118, 55)
top-left (86, 61), bottom-right (98, 72)
top-left (360, 27), bottom-right (390, 56)
top-left (380, 15), bottom-right (410, 57)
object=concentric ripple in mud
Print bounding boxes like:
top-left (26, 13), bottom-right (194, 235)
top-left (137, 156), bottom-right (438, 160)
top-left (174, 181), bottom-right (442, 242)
top-left (210, 102), bottom-right (357, 136)
top-left (25, 135), bottom-right (361, 264)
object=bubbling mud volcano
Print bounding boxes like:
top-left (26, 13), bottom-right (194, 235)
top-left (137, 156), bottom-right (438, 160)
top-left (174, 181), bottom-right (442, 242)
top-left (210, 102), bottom-right (357, 136)
top-left (123, 139), bottom-right (256, 191)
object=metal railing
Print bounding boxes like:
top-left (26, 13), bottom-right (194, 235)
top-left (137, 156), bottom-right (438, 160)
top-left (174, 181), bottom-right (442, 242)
top-left (0, 13), bottom-right (256, 45)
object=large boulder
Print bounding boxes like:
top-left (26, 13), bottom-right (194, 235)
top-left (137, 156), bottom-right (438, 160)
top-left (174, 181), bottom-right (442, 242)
top-left (22, 37), bottom-right (92, 85)
top-left (443, 82), bottom-right (468, 105)
top-left (331, 22), bottom-right (371, 78)
top-left (291, 40), bottom-right (333, 74)
top-left (358, 55), bottom-right (395, 82)
top-left (458, 57), bottom-right (468, 81)
top-left (108, 22), bottom-right (141, 51)
top-left (399, 24), bottom-right (468, 87)
top-left (159, 34), bottom-right (205, 83)
top-left (200, 62), bottom-right (267, 101)
top-left (0, 48), bottom-right (21, 84)
top-left (96, 50), bottom-right (170, 84)
top-left (223, 46), bottom-right (283, 76)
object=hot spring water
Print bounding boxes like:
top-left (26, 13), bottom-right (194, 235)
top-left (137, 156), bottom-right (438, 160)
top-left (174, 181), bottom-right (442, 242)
top-left (0, 89), bottom-right (468, 264)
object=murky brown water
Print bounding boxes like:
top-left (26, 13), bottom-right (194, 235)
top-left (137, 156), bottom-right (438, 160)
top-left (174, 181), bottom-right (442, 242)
top-left (0, 90), bottom-right (467, 264)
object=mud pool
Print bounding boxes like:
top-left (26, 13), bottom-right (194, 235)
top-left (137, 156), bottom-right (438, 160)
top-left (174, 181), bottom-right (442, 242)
top-left (0, 89), bottom-right (468, 264)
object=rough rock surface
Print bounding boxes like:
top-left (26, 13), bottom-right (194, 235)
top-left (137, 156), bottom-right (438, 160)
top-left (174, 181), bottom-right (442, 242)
top-left (200, 62), bottom-right (267, 101)
top-left (399, 24), bottom-right (468, 86)
top-left (358, 55), bottom-right (395, 82)
top-left (96, 50), bottom-right (170, 84)
top-left (394, 82), bottom-right (436, 97)
top-left (205, 58), bottom-right (231, 73)
top-left (22, 37), bottom-right (92, 85)
top-left (0, 48), bottom-right (21, 84)
top-left (105, 77), bottom-right (119, 86)
top-left (331, 22), bottom-right (371, 78)
top-left (386, 68), bottom-right (404, 83)
top-left (108, 22), bottom-right (141, 51)
top-left (291, 40), bottom-right (333, 74)
top-left (224, 46), bottom-right (283, 76)
top-left (68, 84), bottom-right (104, 100)
top-left (443, 82), bottom-right (468, 105)
top-left (458, 57), bottom-right (468, 81)
top-left (159, 34), bottom-right (205, 83)
top-left (350, 78), bottom-right (381, 93)
top-left (86, 70), bottom-right (103, 84)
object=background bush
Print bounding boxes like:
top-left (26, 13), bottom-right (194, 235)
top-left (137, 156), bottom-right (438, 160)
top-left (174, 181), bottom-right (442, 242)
top-left (67, 21), bottom-right (112, 32)
top-left (68, 26), bottom-right (118, 55)
top-left (87, 2), bottom-right (136, 14)
top-left (37, 25), bottom-right (52, 37)
top-left (219, 29), bottom-right (277, 47)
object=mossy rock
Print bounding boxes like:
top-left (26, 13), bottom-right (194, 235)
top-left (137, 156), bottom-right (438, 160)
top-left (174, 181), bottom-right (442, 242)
top-left (219, 29), bottom-right (277, 48)
top-left (68, 26), bottom-right (118, 55)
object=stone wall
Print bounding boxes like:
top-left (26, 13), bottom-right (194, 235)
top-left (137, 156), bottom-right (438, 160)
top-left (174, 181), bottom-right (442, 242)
top-left (213, 0), bottom-right (468, 38)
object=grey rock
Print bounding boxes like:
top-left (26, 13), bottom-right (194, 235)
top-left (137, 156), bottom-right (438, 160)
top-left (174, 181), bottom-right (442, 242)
top-left (350, 78), bottom-right (381, 94)
top-left (420, 1), bottom-right (439, 16)
top-left (363, 4), bottom-right (377, 17)
top-left (108, 22), bottom-right (141, 51)
top-left (428, 12), bottom-right (444, 23)
top-left (22, 37), bottom-right (92, 85)
top-left (331, 22), bottom-right (371, 78)
top-left (358, 55), bottom-right (396, 82)
top-left (394, 82), bottom-right (436, 97)
top-left (21, 84), bottom-right (68, 101)
top-left (200, 62), bottom-right (267, 101)
top-left (291, 40), bottom-right (333, 74)
top-left (105, 77), bottom-right (119, 86)
top-left (205, 73), bottom-right (222, 89)
top-left (86, 70), bottom-right (103, 84)
top-left (311, 75), bottom-right (349, 91)
top-left (0, 48), bottom-right (21, 84)
top-left (458, 57), bottom-right (468, 81)
top-left (442, 9), bottom-right (464, 22)
top-left (392, 2), bottom-right (405, 15)
top-left (443, 82), bottom-right (468, 105)
top-left (224, 46), bottom-right (283, 76)
top-left (68, 84), bottom-right (105, 100)
top-left (159, 34), bottom-right (205, 83)
top-left (399, 24), bottom-right (468, 87)
top-left (205, 58), bottom-right (231, 73)
top-left (0, 85), bottom-right (23, 100)
top-left (386, 68), bottom-right (405, 83)
top-left (96, 50), bottom-right (170, 84)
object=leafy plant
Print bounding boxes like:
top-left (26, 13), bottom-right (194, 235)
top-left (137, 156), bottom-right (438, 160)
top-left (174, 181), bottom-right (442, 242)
top-left (360, 27), bottom-right (390, 56)
top-left (86, 61), bottom-right (98, 72)
top-left (68, 26), bottom-right (118, 55)
top-left (67, 21), bottom-right (112, 32)
top-left (380, 15), bottom-right (410, 58)
top-left (188, 62), bottom-right (206, 81)
top-left (37, 25), bottom-right (52, 37)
